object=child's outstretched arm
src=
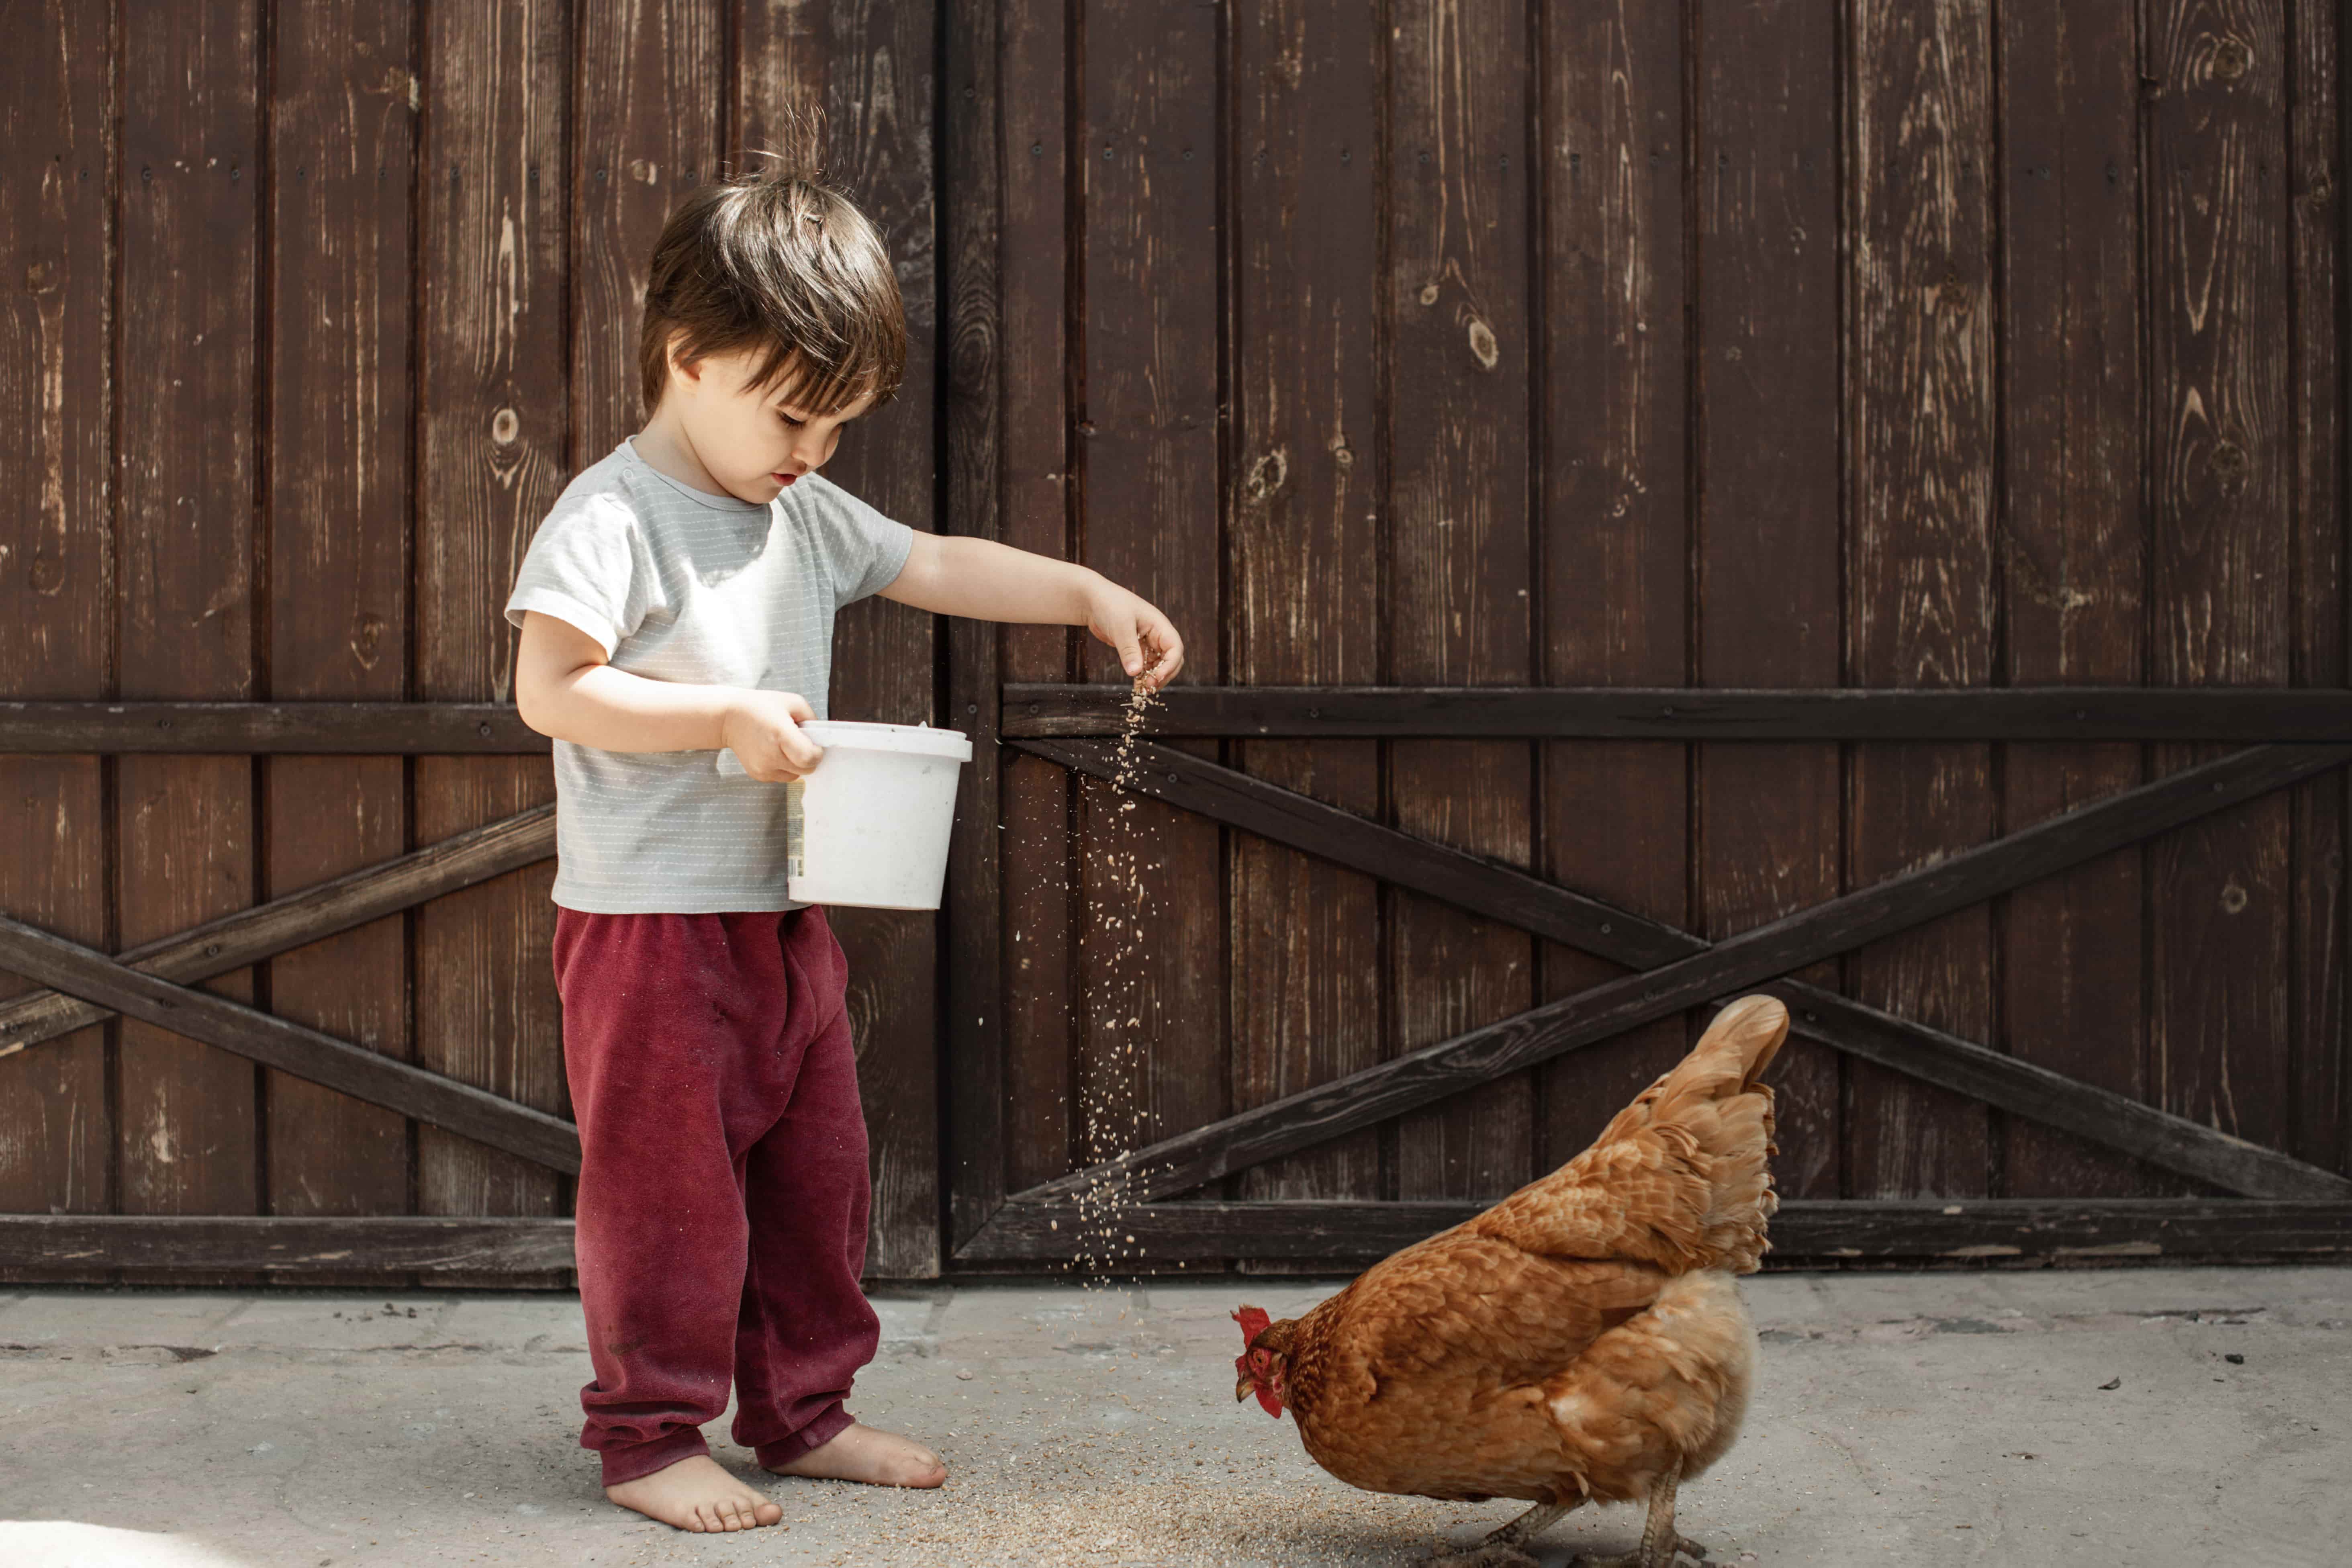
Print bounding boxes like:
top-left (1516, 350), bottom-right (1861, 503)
top-left (879, 534), bottom-right (1185, 690)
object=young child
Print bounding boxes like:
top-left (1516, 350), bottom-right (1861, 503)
top-left (504, 159), bottom-right (1184, 1534)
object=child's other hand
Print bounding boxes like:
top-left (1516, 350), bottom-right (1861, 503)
top-left (1082, 578), bottom-right (1186, 691)
top-left (721, 690), bottom-right (825, 780)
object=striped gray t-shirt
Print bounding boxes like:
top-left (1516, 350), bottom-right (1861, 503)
top-left (503, 436), bottom-right (916, 913)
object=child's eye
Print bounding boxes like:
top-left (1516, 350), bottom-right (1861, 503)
top-left (776, 408), bottom-right (804, 427)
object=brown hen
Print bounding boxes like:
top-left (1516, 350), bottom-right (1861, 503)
top-left (1232, 993), bottom-right (1788, 1568)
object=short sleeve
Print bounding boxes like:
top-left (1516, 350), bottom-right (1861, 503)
top-left (503, 492), bottom-right (656, 657)
top-left (799, 475), bottom-right (917, 610)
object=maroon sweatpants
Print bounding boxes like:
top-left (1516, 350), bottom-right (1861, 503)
top-left (552, 904), bottom-right (879, 1487)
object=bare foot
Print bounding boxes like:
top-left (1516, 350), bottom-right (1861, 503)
top-left (603, 1452), bottom-right (785, 1532)
top-left (763, 1421), bottom-right (946, 1488)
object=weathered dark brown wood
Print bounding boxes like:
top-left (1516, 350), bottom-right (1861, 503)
top-left (416, 0), bottom-right (573, 1288)
top-left (6, 0), bottom-right (2348, 1285)
top-left (578, 0), bottom-right (722, 454)
top-left (959, 1198), bottom-right (2352, 1264)
top-left (1845, 0), bottom-right (1999, 1200)
top-left (116, 0), bottom-right (262, 1291)
top-left (1533, 0), bottom-right (1694, 1186)
top-left (1692, 0), bottom-right (1845, 1204)
top-left (2146, 0), bottom-right (2298, 1189)
top-left (999, 684), bottom-right (2352, 740)
top-left (1993, 0), bottom-right (2152, 1201)
top-left (2288, 0), bottom-right (2349, 1179)
top-left (1389, 0), bottom-right (1539, 1208)
top-left (736, 0), bottom-right (946, 1281)
top-left (0, 914), bottom-right (581, 1176)
top-left (1022, 736), bottom-right (1690, 966)
top-left (0, 808), bottom-right (556, 1056)
top-left (0, 702), bottom-right (547, 753)
top-left (993, 0), bottom-right (1078, 1239)
top-left (17, 686), bottom-right (2352, 752)
top-left (1070, 0), bottom-right (1228, 1272)
top-left (1767, 983), bottom-right (2347, 1201)
top-left (1019, 735), bottom-right (2349, 1200)
top-left (266, 0), bottom-right (420, 1283)
top-left (0, 1215), bottom-right (579, 1276)
top-left (942, 0), bottom-right (1009, 1258)
top-left (1011, 743), bottom-right (2352, 1206)
top-left (1226, 0), bottom-right (1386, 1241)
top-left (0, 0), bottom-right (115, 1276)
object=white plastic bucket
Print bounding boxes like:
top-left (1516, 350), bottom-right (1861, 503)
top-left (718, 720), bottom-right (973, 909)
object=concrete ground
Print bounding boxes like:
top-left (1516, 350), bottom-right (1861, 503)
top-left (0, 1267), bottom-right (2344, 1568)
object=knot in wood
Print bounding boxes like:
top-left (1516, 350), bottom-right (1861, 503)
top-left (1242, 448), bottom-right (1288, 504)
top-left (2212, 38), bottom-right (2251, 82)
top-left (1466, 316), bottom-right (1500, 370)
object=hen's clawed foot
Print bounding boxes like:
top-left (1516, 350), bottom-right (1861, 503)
top-left (1570, 1532), bottom-right (1708, 1568)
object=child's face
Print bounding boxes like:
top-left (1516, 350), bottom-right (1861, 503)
top-left (667, 343), bottom-right (877, 505)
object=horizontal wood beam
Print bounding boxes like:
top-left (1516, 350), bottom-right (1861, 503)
top-left (12, 1201), bottom-right (2344, 1276)
top-left (11, 690), bottom-right (2351, 750)
top-left (0, 701), bottom-right (547, 753)
top-left (1018, 737), bottom-right (2349, 1202)
top-left (1005, 683), bottom-right (2352, 740)
top-left (1007, 742), bottom-right (2352, 1205)
top-left (0, 914), bottom-right (581, 1175)
top-left (0, 1215), bottom-right (579, 1276)
top-left (0, 805), bottom-right (556, 1056)
top-left (957, 1198), bottom-right (2352, 1265)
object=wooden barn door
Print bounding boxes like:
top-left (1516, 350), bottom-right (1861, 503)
top-left (941, 0), bottom-right (2352, 1272)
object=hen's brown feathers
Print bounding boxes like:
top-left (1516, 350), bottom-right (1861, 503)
top-left (1473, 991), bottom-right (1786, 1276)
top-left (1255, 994), bottom-right (1788, 1507)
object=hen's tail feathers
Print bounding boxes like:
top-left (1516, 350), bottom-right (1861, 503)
top-left (1471, 994), bottom-right (1789, 1276)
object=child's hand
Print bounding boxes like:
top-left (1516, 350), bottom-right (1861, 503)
top-left (721, 690), bottom-right (825, 781)
top-left (1082, 578), bottom-right (1186, 691)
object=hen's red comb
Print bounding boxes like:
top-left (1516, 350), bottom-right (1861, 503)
top-left (1232, 1305), bottom-right (1272, 1342)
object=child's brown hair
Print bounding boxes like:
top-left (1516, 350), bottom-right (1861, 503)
top-left (638, 133), bottom-right (906, 421)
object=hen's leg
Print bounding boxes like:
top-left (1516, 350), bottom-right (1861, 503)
top-left (1570, 1457), bottom-right (1708, 1567)
top-left (1485, 1500), bottom-right (1574, 1547)
top-left (1424, 1498), bottom-right (1580, 1568)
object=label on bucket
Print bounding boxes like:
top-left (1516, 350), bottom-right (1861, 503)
top-left (785, 778), bottom-right (805, 880)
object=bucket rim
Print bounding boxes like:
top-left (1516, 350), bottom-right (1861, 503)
top-left (799, 719), bottom-right (973, 761)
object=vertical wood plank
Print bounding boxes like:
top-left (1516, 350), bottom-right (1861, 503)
top-left (740, 0), bottom-right (943, 1279)
top-left (1694, 0), bottom-right (1843, 1200)
top-left (942, 0), bottom-right (1009, 1254)
top-left (1536, 0), bottom-right (1694, 1168)
top-left (2286, 0), bottom-right (2346, 1176)
top-left (1228, 0), bottom-right (1383, 1235)
top-left (1388, 0), bottom-right (1536, 1203)
top-left (576, 0), bottom-right (724, 456)
top-left (1993, 1), bottom-right (2154, 1197)
top-left (416, 0), bottom-right (572, 1288)
top-left (262, 0), bottom-right (419, 1285)
top-left (1843, 0), bottom-right (1998, 1199)
top-left (2144, 0), bottom-right (2297, 1170)
top-left (1074, 0), bottom-right (1227, 1258)
top-left (115, 0), bottom-right (262, 1287)
top-left (0, 0), bottom-right (114, 1278)
top-left (996, 0), bottom-right (1075, 1217)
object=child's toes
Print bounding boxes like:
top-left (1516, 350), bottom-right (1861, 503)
top-left (753, 1497), bottom-right (785, 1526)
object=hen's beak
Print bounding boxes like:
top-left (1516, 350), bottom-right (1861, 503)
top-left (1235, 1373), bottom-right (1255, 1403)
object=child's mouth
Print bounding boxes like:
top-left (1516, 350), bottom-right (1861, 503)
top-left (772, 472), bottom-right (797, 487)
